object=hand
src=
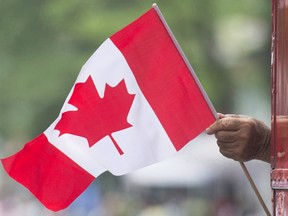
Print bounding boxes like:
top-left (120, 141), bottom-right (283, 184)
top-left (206, 113), bottom-right (271, 162)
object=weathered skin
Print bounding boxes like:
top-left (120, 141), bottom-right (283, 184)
top-left (206, 113), bottom-right (271, 163)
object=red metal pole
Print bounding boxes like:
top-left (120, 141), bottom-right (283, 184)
top-left (271, 0), bottom-right (288, 215)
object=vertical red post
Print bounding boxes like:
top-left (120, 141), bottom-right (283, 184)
top-left (271, 0), bottom-right (288, 215)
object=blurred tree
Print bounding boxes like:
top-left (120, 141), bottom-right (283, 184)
top-left (0, 0), bottom-right (270, 144)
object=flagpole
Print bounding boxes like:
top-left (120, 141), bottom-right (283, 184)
top-left (152, 3), bottom-right (271, 215)
top-left (152, 3), bottom-right (218, 119)
top-left (239, 161), bottom-right (271, 216)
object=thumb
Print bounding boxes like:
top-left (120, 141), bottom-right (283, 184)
top-left (206, 113), bottom-right (244, 134)
top-left (206, 113), bottom-right (223, 134)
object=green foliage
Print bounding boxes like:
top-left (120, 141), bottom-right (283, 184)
top-left (0, 0), bottom-right (271, 141)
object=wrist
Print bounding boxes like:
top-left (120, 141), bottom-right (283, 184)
top-left (255, 127), bottom-right (271, 163)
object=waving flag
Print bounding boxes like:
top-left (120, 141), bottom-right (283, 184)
top-left (1, 4), bottom-right (216, 211)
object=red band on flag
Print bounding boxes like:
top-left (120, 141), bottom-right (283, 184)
top-left (110, 9), bottom-right (215, 151)
top-left (1, 133), bottom-right (95, 211)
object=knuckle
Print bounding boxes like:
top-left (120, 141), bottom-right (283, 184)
top-left (216, 140), bottom-right (223, 147)
top-left (243, 118), bottom-right (256, 130)
top-left (221, 119), bottom-right (231, 129)
top-left (237, 133), bottom-right (249, 142)
top-left (219, 149), bottom-right (235, 160)
top-left (215, 131), bottom-right (224, 140)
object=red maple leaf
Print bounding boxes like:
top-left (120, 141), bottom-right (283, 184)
top-left (55, 76), bottom-right (135, 155)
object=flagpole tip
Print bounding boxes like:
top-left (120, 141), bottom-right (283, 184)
top-left (152, 3), bottom-right (157, 8)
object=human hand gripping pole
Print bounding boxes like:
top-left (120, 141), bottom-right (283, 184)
top-left (206, 114), bottom-right (271, 216)
top-left (206, 113), bottom-right (271, 162)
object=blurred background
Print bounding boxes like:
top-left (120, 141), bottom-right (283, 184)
top-left (0, 0), bottom-right (271, 215)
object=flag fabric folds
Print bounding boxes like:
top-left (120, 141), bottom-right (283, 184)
top-left (1, 5), bottom-right (216, 212)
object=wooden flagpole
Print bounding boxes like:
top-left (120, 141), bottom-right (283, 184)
top-left (239, 161), bottom-right (271, 216)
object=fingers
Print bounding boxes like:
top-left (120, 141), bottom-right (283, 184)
top-left (205, 113), bottom-right (272, 162)
top-left (217, 138), bottom-right (247, 161)
top-left (206, 113), bottom-right (253, 161)
top-left (206, 114), bottom-right (243, 135)
top-left (215, 130), bottom-right (238, 143)
top-left (219, 148), bottom-right (242, 161)
top-left (215, 130), bottom-right (240, 155)
top-left (224, 114), bottom-right (248, 118)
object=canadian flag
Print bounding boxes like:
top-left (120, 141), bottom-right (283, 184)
top-left (1, 4), bottom-right (216, 212)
